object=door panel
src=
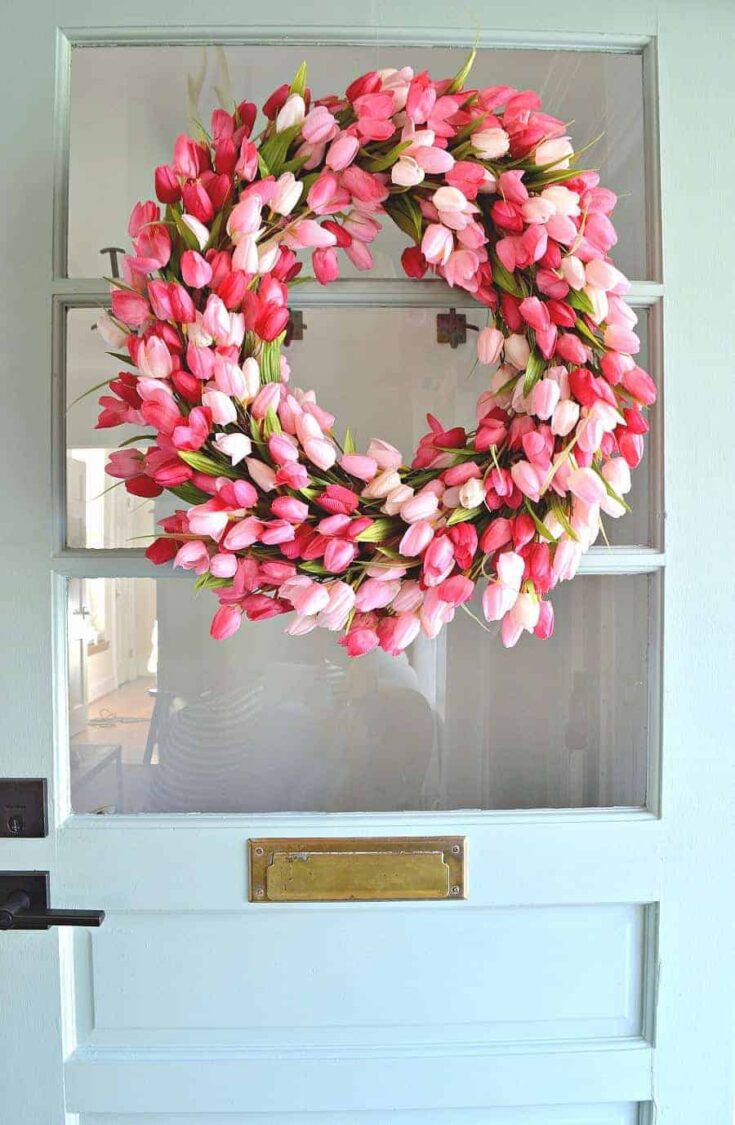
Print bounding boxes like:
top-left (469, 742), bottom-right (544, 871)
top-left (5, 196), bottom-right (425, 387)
top-left (2, 2), bottom-right (735, 1124)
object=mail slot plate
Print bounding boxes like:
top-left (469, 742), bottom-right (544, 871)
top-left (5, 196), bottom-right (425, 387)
top-left (248, 837), bottom-right (466, 903)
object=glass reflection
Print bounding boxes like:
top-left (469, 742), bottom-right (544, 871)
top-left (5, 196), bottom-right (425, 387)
top-left (68, 44), bottom-right (648, 279)
top-left (69, 574), bottom-right (652, 814)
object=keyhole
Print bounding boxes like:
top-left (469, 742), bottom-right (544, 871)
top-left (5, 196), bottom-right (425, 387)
top-left (7, 814), bottom-right (24, 836)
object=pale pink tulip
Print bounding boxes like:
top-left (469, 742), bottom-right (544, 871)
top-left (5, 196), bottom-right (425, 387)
top-left (471, 127), bottom-right (510, 159)
top-left (137, 337), bottom-right (172, 380)
top-left (339, 454), bottom-right (378, 481)
top-left (477, 326), bottom-right (504, 365)
top-left (302, 106), bottom-right (338, 145)
top-left (326, 132), bottom-right (360, 171)
top-left (213, 432), bottom-right (251, 465)
top-left (96, 313), bottom-right (128, 348)
top-left (530, 378), bottom-right (561, 420)
top-left (245, 458), bottom-right (277, 492)
top-left (391, 156), bottom-right (424, 187)
top-left (303, 436), bottom-right (337, 470)
top-left (551, 399), bottom-right (580, 436)
top-left (251, 382), bottom-right (281, 420)
top-left (202, 389), bottom-right (237, 425)
top-left (421, 223), bottom-right (454, 265)
top-left (362, 468), bottom-right (402, 499)
top-left (181, 250), bottom-right (213, 288)
top-left (400, 489), bottom-right (439, 523)
top-left (399, 520), bottom-right (435, 556)
top-left (567, 466), bottom-right (607, 504)
top-left (355, 578), bottom-right (402, 612)
top-left (458, 477), bottom-right (485, 509)
top-left (276, 93), bottom-right (306, 132)
top-left (366, 438), bottom-right (403, 470)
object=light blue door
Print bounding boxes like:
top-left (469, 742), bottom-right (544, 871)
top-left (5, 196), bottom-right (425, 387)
top-left (1, 3), bottom-right (734, 1123)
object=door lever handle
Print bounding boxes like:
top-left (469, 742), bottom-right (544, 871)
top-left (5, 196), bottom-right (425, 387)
top-left (0, 873), bottom-right (104, 931)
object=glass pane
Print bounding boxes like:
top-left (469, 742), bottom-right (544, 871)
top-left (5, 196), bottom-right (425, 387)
top-left (68, 44), bottom-right (648, 279)
top-left (68, 573), bottom-right (654, 813)
top-left (65, 305), bottom-right (658, 548)
top-left (66, 306), bottom-right (180, 548)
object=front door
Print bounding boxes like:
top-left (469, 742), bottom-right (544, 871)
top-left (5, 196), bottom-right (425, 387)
top-left (2, 3), bottom-right (735, 1122)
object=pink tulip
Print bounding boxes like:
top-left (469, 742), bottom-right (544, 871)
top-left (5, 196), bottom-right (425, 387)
top-left (271, 496), bottom-right (309, 523)
top-left (110, 289), bottom-right (149, 328)
top-left (421, 223), bottom-right (454, 265)
top-left (414, 146), bottom-right (455, 174)
top-left (210, 605), bottom-right (242, 640)
top-left (477, 327), bottom-right (504, 365)
top-left (226, 195), bottom-right (263, 241)
top-left (222, 517), bottom-right (263, 550)
top-left (339, 453), bottom-right (378, 481)
top-left (471, 127), bottom-right (510, 159)
top-left (422, 536), bottom-right (455, 587)
top-left (326, 132), bottom-right (360, 171)
top-left (399, 519), bottom-right (435, 557)
top-left (313, 247), bottom-right (339, 285)
top-left (482, 581), bottom-right (517, 622)
top-left (400, 489), bottom-right (439, 524)
top-left (210, 553), bottom-right (238, 578)
top-left (260, 519), bottom-right (297, 546)
top-left (378, 612), bottom-right (421, 655)
top-left (181, 250), bottom-right (213, 289)
top-left (286, 219), bottom-right (337, 249)
top-left (500, 611), bottom-right (524, 648)
top-left (602, 457), bottom-right (632, 495)
top-left (534, 599), bottom-right (554, 638)
top-left (340, 626), bottom-right (379, 657)
top-left (622, 365), bottom-right (657, 406)
top-left (391, 581), bottom-right (425, 613)
top-left (290, 580), bottom-right (331, 617)
top-left (302, 105), bottom-right (338, 145)
top-left (530, 378), bottom-right (561, 420)
top-left (497, 550), bottom-right (525, 590)
top-left (137, 337), bottom-right (172, 380)
top-left (212, 433), bottom-right (251, 466)
top-left (567, 466), bottom-right (607, 504)
top-left (551, 399), bottom-right (580, 436)
top-left (355, 578), bottom-right (402, 612)
top-left (251, 382), bottom-right (281, 421)
top-left (245, 457), bottom-right (277, 492)
top-left (174, 540), bottom-right (210, 574)
top-left (271, 172), bottom-right (303, 216)
top-left (603, 324), bottom-right (640, 354)
top-left (202, 389), bottom-right (237, 425)
top-left (510, 461), bottom-right (543, 502)
top-left (303, 436), bottom-right (337, 470)
top-left (366, 438), bottom-right (403, 470)
top-left (437, 574), bottom-right (475, 606)
top-left (324, 539), bottom-right (357, 572)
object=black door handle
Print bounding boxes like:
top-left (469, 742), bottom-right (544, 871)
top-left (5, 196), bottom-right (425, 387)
top-left (0, 872), bottom-right (104, 931)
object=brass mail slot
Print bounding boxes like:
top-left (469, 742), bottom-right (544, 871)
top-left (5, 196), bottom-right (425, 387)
top-left (248, 837), bottom-right (466, 903)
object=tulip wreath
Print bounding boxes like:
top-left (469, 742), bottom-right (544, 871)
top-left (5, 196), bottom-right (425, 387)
top-left (96, 53), bottom-right (656, 656)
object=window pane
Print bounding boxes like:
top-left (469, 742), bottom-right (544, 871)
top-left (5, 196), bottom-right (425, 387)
top-left (68, 44), bottom-right (648, 279)
top-left (68, 573), bottom-right (654, 814)
top-left (65, 305), bottom-right (659, 549)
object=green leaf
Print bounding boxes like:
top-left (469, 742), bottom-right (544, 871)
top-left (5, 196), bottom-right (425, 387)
top-left (298, 560), bottom-right (329, 576)
top-left (522, 348), bottom-right (546, 397)
top-left (567, 288), bottom-right (595, 316)
top-left (363, 139), bottom-right (412, 172)
top-left (491, 254), bottom-right (523, 297)
top-left (575, 317), bottom-right (603, 350)
top-left (446, 506), bottom-right (478, 526)
top-left (600, 475), bottom-right (632, 513)
top-left (117, 433), bottom-right (154, 448)
top-left (258, 123), bottom-right (302, 178)
top-left (290, 61), bottom-right (308, 98)
top-left (298, 486), bottom-right (320, 500)
top-left (342, 427), bottom-right (356, 455)
top-left (259, 335), bottom-right (286, 383)
top-left (550, 500), bottom-right (578, 541)
top-left (354, 518), bottom-right (397, 543)
top-left (104, 348), bottom-right (136, 366)
top-left (193, 573), bottom-right (232, 591)
top-left (171, 207), bottom-right (200, 251)
top-left (67, 376), bottom-right (118, 410)
top-left (383, 194), bottom-right (423, 245)
top-left (177, 450), bottom-right (240, 479)
top-left (168, 481), bottom-right (210, 505)
top-left (262, 407), bottom-right (282, 438)
top-left (523, 499), bottom-right (558, 542)
top-left (447, 45), bottom-right (477, 94)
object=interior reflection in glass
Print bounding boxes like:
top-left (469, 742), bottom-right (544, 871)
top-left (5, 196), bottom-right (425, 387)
top-left (69, 575), bottom-right (651, 814)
